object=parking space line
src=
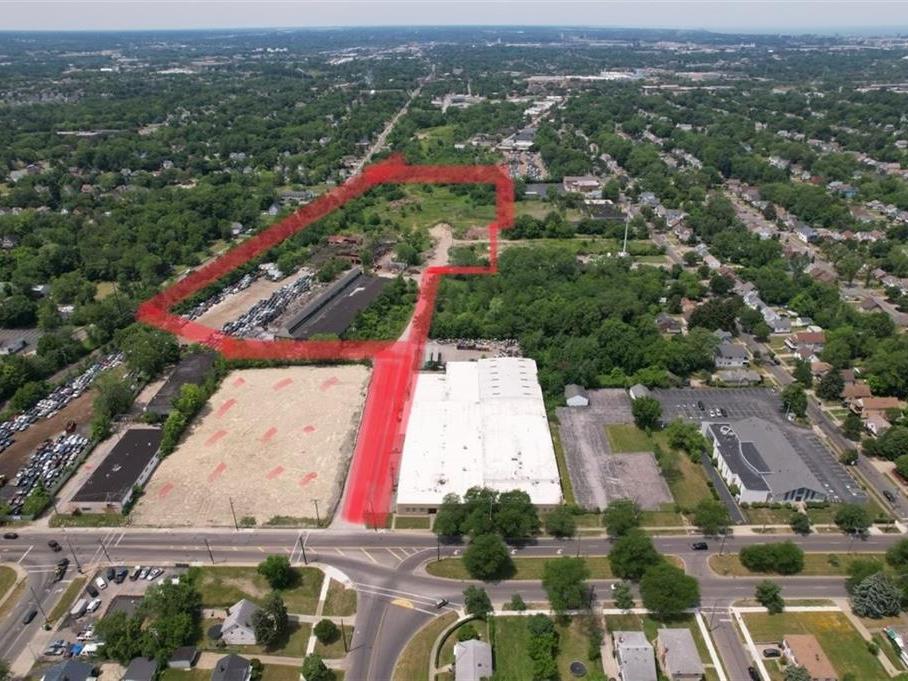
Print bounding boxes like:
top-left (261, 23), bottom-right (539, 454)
top-left (360, 548), bottom-right (378, 564)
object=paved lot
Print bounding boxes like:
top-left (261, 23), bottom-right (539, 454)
top-left (557, 389), bottom-right (671, 511)
top-left (653, 387), bottom-right (865, 505)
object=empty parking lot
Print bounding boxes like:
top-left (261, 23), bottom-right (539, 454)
top-left (653, 387), bottom-right (865, 505)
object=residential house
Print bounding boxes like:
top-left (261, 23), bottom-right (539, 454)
top-left (656, 313), bottom-right (683, 335)
top-left (168, 647), bottom-right (200, 670)
top-left (782, 635), bottom-right (837, 681)
top-left (565, 384), bottom-right (590, 408)
top-left (454, 640), bottom-right (494, 681)
top-left (785, 331), bottom-right (826, 353)
top-left (810, 361), bottom-right (832, 377)
top-left (796, 224), bottom-right (819, 244)
top-left (123, 658), bottom-right (158, 681)
top-left (805, 262), bottom-right (837, 284)
top-left (842, 382), bottom-right (872, 403)
top-left (629, 384), bottom-right (651, 401)
top-left (613, 631), bottom-right (657, 681)
top-left (221, 599), bottom-right (261, 645)
top-left (210, 655), bottom-right (251, 681)
top-left (562, 176), bottom-right (602, 197)
top-left (852, 397), bottom-right (906, 415)
top-left (715, 342), bottom-right (749, 369)
top-left (865, 413), bottom-right (891, 437)
top-left (42, 660), bottom-right (95, 681)
top-left (656, 628), bottom-right (704, 681)
top-left (713, 369), bottom-right (762, 387)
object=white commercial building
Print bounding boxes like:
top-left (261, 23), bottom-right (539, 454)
top-left (395, 358), bottom-right (562, 514)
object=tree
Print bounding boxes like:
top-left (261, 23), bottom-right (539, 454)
top-left (867, 427), bottom-right (908, 461)
top-left (463, 533), bottom-right (512, 580)
top-left (816, 370), bottom-right (844, 401)
top-left (834, 504), bottom-right (872, 534)
top-left (257, 555), bottom-right (294, 589)
top-left (843, 412), bottom-right (863, 441)
top-left (252, 592), bottom-right (289, 648)
top-left (608, 529), bottom-right (662, 581)
top-left (851, 572), bottom-right (903, 618)
top-left (603, 499), bottom-right (641, 537)
top-left (93, 612), bottom-right (144, 663)
top-left (613, 582), bottom-right (634, 610)
top-left (840, 449), bottom-right (859, 466)
top-left (463, 586), bottom-right (492, 619)
top-left (793, 360), bottom-right (813, 388)
top-left (433, 493), bottom-right (465, 537)
top-left (92, 370), bottom-right (135, 420)
top-left (507, 594), bottom-right (527, 611)
top-left (784, 667), bottom-right (811, 681)
top-left (632, 396), bottom-right (662, 430)
top-left (693, 499), bottom-right (730, 536)
top-left (739, 542), bottom-right (804, 575)
top-left (457, 623), bottom-right (479, 641)
top-left (755, 580), bottom-right (784, 614)
top-left (545, 506), bottom-right (576, 538)
top-left (115, 323), bottom-right (179, 378)
top-left (542, 557), bottom-right (590, 614)
top-left (846, 558), bottom-right (885, 594)
top-left (313, 619), bottom-right (339, 644)
top-left (886, 539), bottom-right (908, 568)
top-left (640, 563), bottom-right (700, 619)
top-left (495, 489), bottom-right (540, 540)
top-left (790, 512), bottom-right (811, 535)
top-left (301, 654), bottom-right (334, 681)
top-left (782, 383), bottom-right (807, 418)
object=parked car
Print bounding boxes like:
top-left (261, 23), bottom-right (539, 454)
top-left (94, 576), bottom-right (107, 591)
top-left (114, 568), bottom-right (128, 584)
top-left (763, 648), bottom-right (781, 658)
top-left (748, 667), bottom-right (761, 681)
top-left (884, 490), bottom-right (897, 503)
top-left (86, 584), bottom-right (99, 598)
top-left (2, 532), bottom-right (17, 539)
top-left (105, 567), bottom-right (115, 581)
top-left (48, 540), bottom-right (61, 552)
top-left (690, 542), bottom-right (709, 551)
top-left (435, 598), bottom-right (449, 609)
top-left (86, 598), bottom-right (102, 614)
top-left (138, 567), bottom-right (150, 580)
top-left (70, 599), bottom-right (87, 618)
top-left (130, 566), bottom-right (142, 581)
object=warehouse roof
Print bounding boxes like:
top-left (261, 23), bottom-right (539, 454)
top-left (72, 429), bottom-right (163, 503)
top-left (396, 358), bottom-right (562, 507)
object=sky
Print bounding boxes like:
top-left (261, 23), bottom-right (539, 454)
top-left (2, 1), bottom-right (908, 34)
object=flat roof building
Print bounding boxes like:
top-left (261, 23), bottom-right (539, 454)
top-left (70, 428), bottom-right (163, 513)
top-left (702, 418), bottom-right (827, 504)
top-left (613, 631), bottom-right (657, 681)
top-left (454, 640), bottom-right (493, 681)
top-left (146, 351), bottom-right (216, 417)
top-left (656, 628), bottom-right (704, 681)
top-left (395, 358), bottom-right (562, 514)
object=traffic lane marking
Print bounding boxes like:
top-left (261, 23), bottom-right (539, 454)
top-left (360, 549), bottom-right (378, 564)
top-left (17, 545), bottom-right (33, 563)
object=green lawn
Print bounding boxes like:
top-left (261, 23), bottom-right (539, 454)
top-left (426, 555), bottom-right (615, 580)
top-left (394, 515), bottom-right (431, 529)
top-left (366, 186), bottom-right (496, 235)
top-left (743, 612), bottom-right (890, 680)
top-left (555, 618), bottom-right (608, 681)
top-left (198, 618), bottom-right (311, 656)
top-left (515, 202), bottom-right (583, 222)
top-left (315, 626), bottom-right (354, 659)
top-left (650, 432), bottom-right (712, 510)
top-left (261, 666), bottom-right (303, 681)
top-left (439, 619), bottom-right (489, 668)
top-left (742, 506), bottom-right (799, 525)
top-left (161, 669), bottom-right (210, 681)
top-left (0, 566), bottom-right (17, 603)
top-left (550, 424), bottom-right (576, 505)
top-left (710, 552), bottom-right (886, 577)
top-left (639, 506), bottom-right (686, 527)
top-left (392, 612), bottom-right (458, 681)
top-left (322, 579), bottom-right (357, 617)
top-left (491, 617), bottom-right (537, 681)
top-left (48, 576), bottom-right (86, 623)
top-left (196, 566), bottom-right (324, 614)
top-left (605, 424), bottom-right (654, 453)
top-left (50, 512), bottom-right (128, 527)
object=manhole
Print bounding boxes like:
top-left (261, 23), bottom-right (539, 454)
top-left (569, 661), bottom-right (587, 677)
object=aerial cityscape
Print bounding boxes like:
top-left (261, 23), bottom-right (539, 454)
top-left (4, 3), bottom-right (908, 681)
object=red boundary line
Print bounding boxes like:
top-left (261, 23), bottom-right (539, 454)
top-left (136, 154), bottom-right (514, 525)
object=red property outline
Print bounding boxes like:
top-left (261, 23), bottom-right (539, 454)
top-left (137, 155), bottom-right (514, 525)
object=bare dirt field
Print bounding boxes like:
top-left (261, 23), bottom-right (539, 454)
top-left (132, 365), bottom-right (370, 527)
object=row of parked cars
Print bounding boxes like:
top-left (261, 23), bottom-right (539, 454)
top-left (222, 272), bottom-right (312, 338)
top-left (184, 272), bottom-right (259, 321)
top-left (0, 352), bottom-right (123, 453)
top-left (6, 433), bottom-right (90, 515)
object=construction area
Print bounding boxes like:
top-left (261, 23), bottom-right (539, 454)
top-left (131, 365), bottom-right (370, 526)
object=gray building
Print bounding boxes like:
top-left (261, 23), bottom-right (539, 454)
top-left (123, 658), bottom-right (157, 681)
top-left (656, 628), bottom-right (704, 681)
top-left (702, 418), bottom-right (827, 504)
top-left (614, 631), bottom-right (657, 681)
top-left (42, 660), bottom-right (94, 681)
top-left (454, 640), bottom-right (493, 681)
top-left (714, 342), bottom-right (748, 368)
top-left (565, 384), bottom-right (590, 407)
top-left (222, 599), bottom-right (260, 645)
top-left (211, 655), bottom-right (251, 681)
top-left (629, 384), bottom-right (651, 401)
top-left (713, 369), bottom-right (762, 387)
top-left (168, 646), bottom-right (199, 670)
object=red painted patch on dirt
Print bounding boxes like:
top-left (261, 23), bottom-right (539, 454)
top-left (135, 156), bottom-right (514, 526)
top-left (266, 466), bottom-right (285, 480)
top-left (158, 482), bottom-right (174, 499)
top-left (298, 472), bottom-right (318, 487)
top-left (205, 429), bottom-right (228, 447)
top-left (272, 377), bottom-right (293, 391)
top-left (232, 377), bottom-right (246, 387)
top-left (260, 426), bottom-right (278, 443)
top-left (319, 376), bottom-right (339, 391)
top-left (302, 425), bottom-right (316, 434)
top-left (216, 398), bottom-right (237, 417)
top-left (208, 462), bottom-right (227, 483)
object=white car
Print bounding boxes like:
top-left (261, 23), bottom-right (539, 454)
top-left (86, 598), bottom-right (102, 613)
top-left (94, 576), bottom-right (107, 591)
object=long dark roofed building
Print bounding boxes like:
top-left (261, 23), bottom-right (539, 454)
top-left (145, 351), bottom-right (216, 417)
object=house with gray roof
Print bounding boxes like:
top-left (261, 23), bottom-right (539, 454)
top-left (628, 384), bottom-right (651, 401)
top-left (565, 384), bottom-right (589, 407)
top-left (123, 658), bottom-right (158, 681)
top-left (715, 342), bottom-right (748, 368)
top-left (713, 369), bottom-right (762, 387)
top-left (222, 599), bottom-right (260, 645)
top-left (42, 660), bottom-right (95, 681)
top-left (210, 655), bottom-right (251, 681)
top-left (454, 639), bottom-right (493, 681)
top-left (702, 418), bottom-right (827, 504)
top-left (614, 631), bottom-right (657, 681)
top-left (656, 628), bottom-right (704, 681)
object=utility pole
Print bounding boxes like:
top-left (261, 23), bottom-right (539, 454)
top-left (229, 497), bottom-right (239, 531)
top-left (29, 585), bottom-right (49, 623)
top-left (313, 499), bottom-right (320, 527)
top-left (64, 532), bottom-right (83, 574)
top-left (98, 539), bottom-right (112, 564)
top-left (436, 534), bottom-right (441, 562)
top-left (620, 214), bottom-right (630, 257)
top-left (204, 538), bottom-right (215, 564)
top-left (340, 618), bottom-right (349, 652)
top-left (298, 534), bottom-right (308, 566)
top-left (719, 532), bottom-right (728, 556)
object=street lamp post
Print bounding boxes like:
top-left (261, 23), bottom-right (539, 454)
top-left (203, 538), bottom-right (215, 564)
top-left (313, 499), bottom-right (320, 527)
top-left (64, 531), bottom-right (83, 574)
top-left (98, 538), bottom-right (112, 563)
top-left (298, 534), bottom-right (308, 566)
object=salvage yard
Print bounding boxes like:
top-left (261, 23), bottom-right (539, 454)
top-left (132, 365), bottom-right (369, 526)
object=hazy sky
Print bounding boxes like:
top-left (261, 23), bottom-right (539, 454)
top-left (2, 1), bottom-right (908, 34)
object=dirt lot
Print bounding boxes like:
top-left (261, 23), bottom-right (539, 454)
top-left (132, 365), bottom-right (370, 527)
top-left (195, 268), bottom-right (312, 330)
top-left (0, 391), bottom-right (94, 479)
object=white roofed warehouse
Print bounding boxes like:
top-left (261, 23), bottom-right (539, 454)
top-left (395, 358), bottom-right (562, 514)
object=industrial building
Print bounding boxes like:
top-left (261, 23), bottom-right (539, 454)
top-left (395, 358), bottom-right (562, 514)
top-left (70, 428), bottom-right (163, 513)
top-left (702, 418), bottom-right (827, 504)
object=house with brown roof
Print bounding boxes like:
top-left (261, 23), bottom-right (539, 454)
top-left (785, 331), bottom-right (826, 352)
top-left (842, 382), bottom-right (872, 402)
top-left (864, 413), bottom-right (891, 437)
top-left (852, 397), bottom-right (906, 414)
top-left (782, 634), bottom-right (837, 681)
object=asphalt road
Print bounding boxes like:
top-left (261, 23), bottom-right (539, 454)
top-left (0, 528), bottom-right (897, 679)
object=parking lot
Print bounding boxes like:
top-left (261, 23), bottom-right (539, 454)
top-left (652, 387), bottom-right (866, 505)
top-left (557, 389), bottom-right (671, 510)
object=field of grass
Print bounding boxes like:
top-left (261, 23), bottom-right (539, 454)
top-left (439, 619), bottom-right (489, 668)
top-left (743, 611), bottom-right (890, 680)
top-left (0, 566), bottom-right (17, 602)
top-left (261, 666), bottom-right (303, 681)
top-left (196, 566), bottom-right (324, 614)
top-left (367, 186), bottom-right (496, 235)
top-left (392, 612), bottom-right (458, 681)
top-left (710, 552), bottom-right (886, 577)
top-left (550, 424), bottom-right (576, 505)
top-left (554, 618), bottom-right (608, 681)
top-left (491, 617), bottom-right (537, 681)
top-left (650, 432), bottom-right (712, 510)
top-left (426, 555), bottom-right (615, 580)
top-left (515, 202), bottom-right (583, 221)
top-left (48, 576), bottom-right (86, 622)
top-left (50, 512), bottom-right (128, 527)
top-left (315, 625), bottom-right (353, 659)
top-left (394, 515), bottom-right (431, 530)
top-left (639, 505), bottom-right (686, 527)
top-left (198, 620), bottom-right (311, 656)
top-left (323, 579), bottom-right (357, 617)
top-left (742, 506), bottom-right (799, 525)
top-left (605, 424), bottom-right (654, 453)
top-left (161, 669), bottom-right (210, 681)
